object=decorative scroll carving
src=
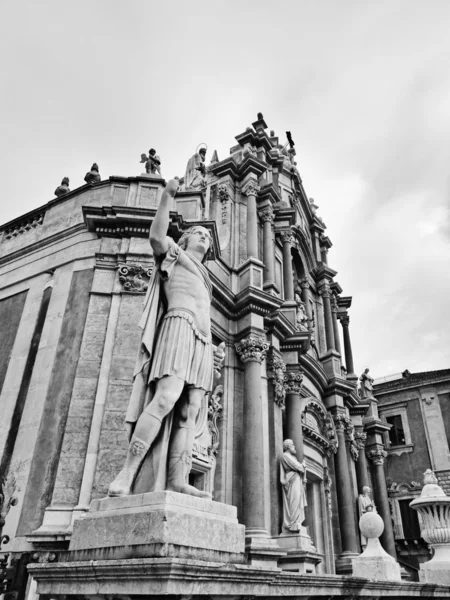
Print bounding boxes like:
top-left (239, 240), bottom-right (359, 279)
top-left (118, 264), bottom-right (152, 292)
top-left (388, 480), bottom-right (422, 494)
top-left (207, 385), bottom-right (223, 456)
top-left (324, 467), bottom-right (333, 518)
top-left (4, 212), bottom-right (45, 239)
top-left (284, 370), bottom-right (304, 395)
top-left (267, 353), bottom-right (286, 407)
top-left (235, 336), bottom-right (269, 364)
top-left (242, 180), bottom-right (260, 197)
top-left (367, 447), bottom-right (388, 465)
top-left (217, 184), bottom-right (231, 224)
top-left (301, 401), bottom-right (338, 456)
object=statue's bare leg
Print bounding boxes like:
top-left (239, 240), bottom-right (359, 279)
top-left (108, 375), bottom-right (184, 497)
top-left (166, 387), bottom-right (212, 499)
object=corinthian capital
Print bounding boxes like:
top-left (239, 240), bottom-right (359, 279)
top-left (333, 412), bottom-right (351, 432)
top-left (319, 283), bottom-right (331, 298)
top-left (235, 336), bottom-right (269, 363)
top-left (340, 314), bottom-right (350, 327)
top-left (280, 231), bottom-right (294, 245)
top-left (242, 180), bottom-right (260, 197)
top-left (259, 208), bottom-right (274, 224)
top-left (354, 431), bottom-right (367, 450)
top-left (299, 277), bottom-right (310, 290)
top-left (367, 447), bottom-right (387, 465)
top-left (284, 370), bottom-right (304, 394)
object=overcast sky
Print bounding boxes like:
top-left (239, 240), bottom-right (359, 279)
top-left (1, 0), bottom-right (449, 377)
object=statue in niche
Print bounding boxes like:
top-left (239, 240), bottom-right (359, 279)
top-left (294, 293), bottom-right (309, 331)
top-left (108, 179), bottom-right (225, 499)
top-left (54, 177), bottom-right (70, 197)
top-left (84, 163), bottom-right (101, 184)
top-left (140, 148), bottom-right (162, 177)
top-left (358, 486), bottom-right (377, 547)
top-left (359, 367), bottom-right (375, 399)
top-left (184, 146), bottom-right (207, 190)
top-left (280, 439), bottom-right (307, 533)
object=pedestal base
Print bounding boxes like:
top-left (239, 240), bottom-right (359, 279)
top-left (276, 531), bottom-right (322, 573)
top-left (244, 530), bottom-right (286, 569)
top-left (352, 538), bottom-right (401, 582)
top-left (419, 544), bottom-right (450, 585)
top-left (69, 491), bottom-right (245, 564)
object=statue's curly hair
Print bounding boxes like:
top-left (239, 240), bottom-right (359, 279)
top-left (178, 226), bottom-right (212, 263)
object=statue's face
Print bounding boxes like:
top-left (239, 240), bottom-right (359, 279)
top-left (186, 226), bottom-right (211, 256)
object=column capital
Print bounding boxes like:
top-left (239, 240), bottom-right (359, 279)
top-left (299, 277), bottom-right (310, 290)
top-left (267, 350), bottom-right (286, 407)
top-left (279, 230), bottom-right (294, 245)
top-left (340, 314), bottom-right (350, 326)
top-left (367, 446), bottom-right (387, 465)
top-left (242, 179), bottom-right (260, 197)
top-left (333, 412), bottom-right (351, 432)
top-left (354, 431), bottom-right (367, 450)
top-left (319, 283), bottom-right (331, 298)
top-left (284, 368), bottom-right (304, 394)
top-left (235, 336), bottom-right (269, 364)
top-left (258, 208), bottom-right (274, 224)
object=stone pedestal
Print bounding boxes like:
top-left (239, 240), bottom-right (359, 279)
top-left (352, 537), bottom-right (401, 581)
top-left (352, 511), bottom-right (401, 582)
top-left (69, 491), bottom-right (246, 564)
top-left (276, 531), bottom-right (322, 574)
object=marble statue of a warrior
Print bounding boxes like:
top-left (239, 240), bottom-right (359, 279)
top-left (108, 179), bottom-right (224, 499)
top-left (184, 147), bottom-right (207, 189)
top-left (280, 439), bottom-right (307, 533)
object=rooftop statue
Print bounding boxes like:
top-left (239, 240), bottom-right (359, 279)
top-left (359, 367), bottom-right (375, 399)
top-left (84, 163), bottom-right (101, 184)
top-left (54, 177), bottom-right (70, 197)
top-left (108, 179), bottom-right (225, 499)
top-left (140, 148), bottom-right (162, 177)
top-left (184, 146), bottom-right (207, 190)
top-left (280, 439), bottom-right (307, 533)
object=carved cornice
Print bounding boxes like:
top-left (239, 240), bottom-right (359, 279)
top-left (367, 446), bottom-right (388, 465)
top-left (235, 336), bottom-right (269, 364)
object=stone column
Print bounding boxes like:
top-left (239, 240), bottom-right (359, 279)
top-left (331, 295), bottom-right (342, 356)
top-left (259, 208), bottom-right (276, 288)
top-left (339, 315), bottom-right (356, 378)
top-left (242, 180), bottom-right (260, 259)
top-left (333, 413), bottom-right (359, 560)
top-left (320, 284), bottom-right (335, 351)
top-left (284, 366), bottom-right (305, 463)
top-left (354, 430), bottom-right (370, 492)
top-left (280, 231), bottom-right (295, 302)
top-left (367, 446), bottom-right (397, 558)
top-left (235, 335), bottom-right (270, 535)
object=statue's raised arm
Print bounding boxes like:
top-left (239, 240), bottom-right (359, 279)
top-left (149, 179), bottom-right (179, 256)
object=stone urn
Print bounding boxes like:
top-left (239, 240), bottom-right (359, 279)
top-left (410, 469), bottom-right (450, 584)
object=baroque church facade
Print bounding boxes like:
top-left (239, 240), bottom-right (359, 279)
top-left (0, 114), bottom-right (445, 598)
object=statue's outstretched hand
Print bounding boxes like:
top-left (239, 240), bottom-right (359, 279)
top-left (213, 342), bottom-right (226, 379)
top-left (165, 178), bottom-right (179, 198)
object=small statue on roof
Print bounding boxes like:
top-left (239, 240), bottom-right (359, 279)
top-left (54, 177), bottom-right (70, 197)
top-left (140, 148), bottom-right (161, 177)
top-left (84, 163), bottom-right (101, 184)
top-left (184, 144), bottom-right (207, 190)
